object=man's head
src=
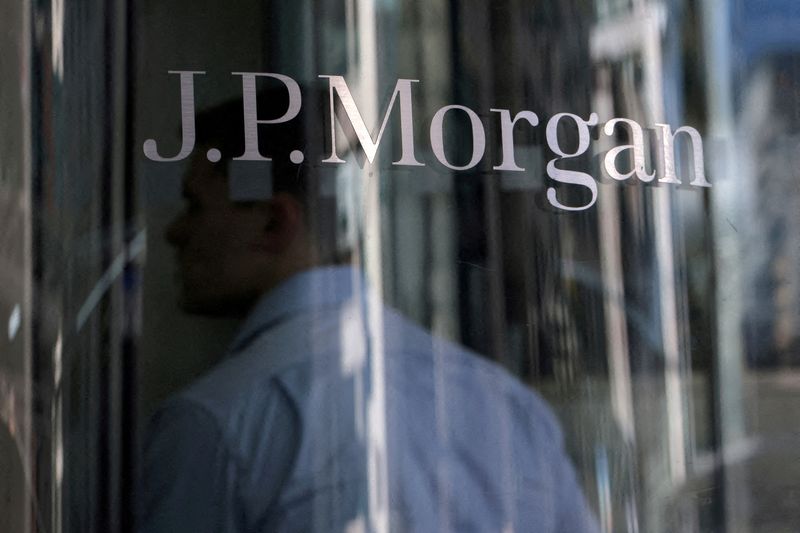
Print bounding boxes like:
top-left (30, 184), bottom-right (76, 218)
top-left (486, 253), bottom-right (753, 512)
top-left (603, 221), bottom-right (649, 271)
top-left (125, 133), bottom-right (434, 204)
top-left (165, 85), bottom-right (344, 316)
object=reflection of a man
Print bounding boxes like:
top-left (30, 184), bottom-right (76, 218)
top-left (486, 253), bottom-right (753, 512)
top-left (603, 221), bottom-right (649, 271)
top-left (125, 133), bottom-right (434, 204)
top-left (139, 87), bottom-right (599, 532)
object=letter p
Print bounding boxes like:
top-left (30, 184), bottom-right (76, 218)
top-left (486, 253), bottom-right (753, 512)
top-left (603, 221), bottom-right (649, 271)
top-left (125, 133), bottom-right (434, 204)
top-left (231, 72), bottom-right (302, 161)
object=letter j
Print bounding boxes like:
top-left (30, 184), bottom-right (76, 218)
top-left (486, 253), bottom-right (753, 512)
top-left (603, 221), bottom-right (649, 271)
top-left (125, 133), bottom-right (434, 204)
top-left (143, 71), bottom-right (204, 162)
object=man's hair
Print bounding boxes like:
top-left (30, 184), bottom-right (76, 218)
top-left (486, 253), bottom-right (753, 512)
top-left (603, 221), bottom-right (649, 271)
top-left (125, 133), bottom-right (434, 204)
top-left (194, 84), bottom-right (349, 264)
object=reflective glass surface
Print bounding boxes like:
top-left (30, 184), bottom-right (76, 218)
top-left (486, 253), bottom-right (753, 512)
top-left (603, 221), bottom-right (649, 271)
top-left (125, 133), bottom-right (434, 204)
top-left (2, 0), bottom-right (800, 532)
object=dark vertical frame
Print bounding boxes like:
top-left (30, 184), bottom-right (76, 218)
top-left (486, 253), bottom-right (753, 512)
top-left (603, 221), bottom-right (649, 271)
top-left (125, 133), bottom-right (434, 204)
top-left (26, 0), bottom-right (137, 531)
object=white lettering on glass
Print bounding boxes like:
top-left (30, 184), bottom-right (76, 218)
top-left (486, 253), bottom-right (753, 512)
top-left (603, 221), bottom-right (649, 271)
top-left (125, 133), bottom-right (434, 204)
top-left (143, 71), bottom-right (711, 212)
top-left (319, 76), bottom-right (423, 166)
top-left (490, 109), bottom-right (539, 172)
top-left (654, 123), bottom-right (710, 187)
top-left (603, 118), bottom-right (655, 183)
top-left (430, 105), bottom-right (486, 171)
top-left (545, 112), bottom-right (599, 212)
top-left (143, 70), bottom-right (204, 162)
top-left (231, 72), bottom-right (302, 161)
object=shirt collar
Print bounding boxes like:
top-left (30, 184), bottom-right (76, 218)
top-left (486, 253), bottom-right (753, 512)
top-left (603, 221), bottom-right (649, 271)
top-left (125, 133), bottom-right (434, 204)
top-left (227, 265), bottom-right (362, 354)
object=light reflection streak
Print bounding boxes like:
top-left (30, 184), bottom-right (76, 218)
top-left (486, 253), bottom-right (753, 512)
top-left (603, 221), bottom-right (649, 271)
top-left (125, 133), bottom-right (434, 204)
top-left (645, 40), bottom-right (689, 488)
top-left (344, 1), bottom-right (390, 528)
top-left (75, 229), bottom-right (146, 332)
top-left (52, 328), bottom-right (64, 531)
top-left (593, 64), bottom-right (636, 446)
top-left (701, 0), bottom-right (751, 529)
top-left (51, 0), bottom-right (64, 80)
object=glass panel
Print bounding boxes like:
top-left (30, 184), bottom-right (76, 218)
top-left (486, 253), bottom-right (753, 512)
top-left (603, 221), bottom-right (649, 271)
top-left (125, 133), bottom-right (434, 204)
top-left (0, 2), bottom-right (33, 533)
top-left (4, 0), bottom-right (800, 532)
top-left (6, 1), bottom-right (137, 532)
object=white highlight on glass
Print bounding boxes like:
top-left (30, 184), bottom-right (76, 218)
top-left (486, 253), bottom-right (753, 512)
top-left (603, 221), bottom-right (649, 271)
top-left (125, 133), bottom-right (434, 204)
top-left (7, 304), bottom-right (21, 341)
top-left (75, 229), bottom-right (147, 331)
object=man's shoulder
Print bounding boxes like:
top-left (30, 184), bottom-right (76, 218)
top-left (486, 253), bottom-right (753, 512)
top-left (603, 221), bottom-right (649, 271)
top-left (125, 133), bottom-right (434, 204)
top-left (167, 296), bottom-right (561, 444)
top-left (167, 326), bottom-right (308, 434)
top-left (383, 306), bottom-right (562, 437)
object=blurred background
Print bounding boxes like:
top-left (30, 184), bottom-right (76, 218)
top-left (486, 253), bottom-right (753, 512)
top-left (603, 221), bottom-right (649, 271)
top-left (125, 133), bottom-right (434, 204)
top-left (2, 0), bottom-right (800, 531)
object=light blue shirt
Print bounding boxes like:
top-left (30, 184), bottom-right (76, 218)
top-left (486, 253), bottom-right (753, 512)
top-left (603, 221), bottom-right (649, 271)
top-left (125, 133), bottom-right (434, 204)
top-left (139, 266), bottom-right (599, 532)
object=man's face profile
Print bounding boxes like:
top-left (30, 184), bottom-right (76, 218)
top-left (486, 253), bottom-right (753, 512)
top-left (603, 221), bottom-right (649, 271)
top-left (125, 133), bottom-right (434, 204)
top-left (164, 150), bottom-right (270, 317)
top-left (164, 144), bottom-right (311, 317)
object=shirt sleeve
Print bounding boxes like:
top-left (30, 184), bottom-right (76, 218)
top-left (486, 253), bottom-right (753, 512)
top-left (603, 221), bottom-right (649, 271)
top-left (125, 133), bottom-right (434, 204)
top-left (138, 398), bottom-right (239, 533)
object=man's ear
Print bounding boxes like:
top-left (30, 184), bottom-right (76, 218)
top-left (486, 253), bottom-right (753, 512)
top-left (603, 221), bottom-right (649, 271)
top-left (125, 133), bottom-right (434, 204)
top-left (258, 192), bottom-right (306, 254)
